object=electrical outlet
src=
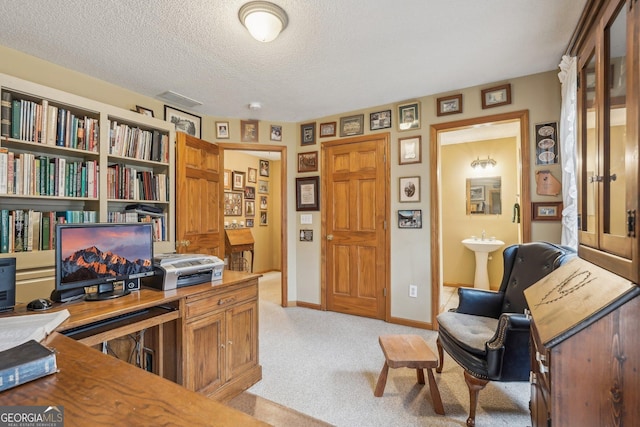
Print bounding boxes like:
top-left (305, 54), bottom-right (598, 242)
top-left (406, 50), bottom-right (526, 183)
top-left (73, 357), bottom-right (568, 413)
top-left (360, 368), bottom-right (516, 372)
top-left (409, 285), bottom-right (418, 298)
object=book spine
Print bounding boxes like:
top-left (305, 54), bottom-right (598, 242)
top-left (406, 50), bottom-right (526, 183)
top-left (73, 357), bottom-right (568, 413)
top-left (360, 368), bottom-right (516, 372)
top-left (0, 148), bottom-right (7, 195)
top-left (0, 349), bottom-right (57, 393)
top-left (0, 210), bottom-right (8, 253)
top-left (1, 91), bottom-right (11, 137)
top-left (11, 99), bottom-right (20, 139)
top-left (13, 210), bottom-right (24, 252)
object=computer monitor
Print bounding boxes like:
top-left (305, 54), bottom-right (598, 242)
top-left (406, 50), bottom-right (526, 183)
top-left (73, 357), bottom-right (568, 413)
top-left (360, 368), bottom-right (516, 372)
top-left (54, 223), bottom-right (154, 301)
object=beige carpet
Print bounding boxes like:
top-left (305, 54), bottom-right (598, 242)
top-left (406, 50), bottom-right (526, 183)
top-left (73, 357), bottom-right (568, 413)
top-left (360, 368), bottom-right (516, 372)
top-left (231, 272), bottom-right (531, 427)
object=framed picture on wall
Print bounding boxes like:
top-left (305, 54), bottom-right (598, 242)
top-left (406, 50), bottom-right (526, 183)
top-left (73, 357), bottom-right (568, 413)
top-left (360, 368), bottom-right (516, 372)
top-left (399, 176), bottom-right (420, 203)
top-left (241, 120), bottom-right (259, 142)
top-left (260, 160), bottom-right (270, 177)
top-left (224, 192), bottom-right (243, 216)
top-left (223, 169), bottom-right (232, 191)
top-left (370, 110), bottom-right (391, 130)
top-left (232, 171), bottom-right (245, 191)
top-left (245, 200), bottom-right (255, 217)
top-left (247, 167), bottom-right (257, 183)
top-left (397, 101), bottom-right (420, 131)
top-left (398, 210), bottom-right (422, 229)
top-left (216, 121), bottom-right (229, 139)
top-left (164, 105), bottom-right (201, 138)
top-left (339, 114), bottom-right (364, 137)
top-left (481, 83), bottom-right (512, 109)
top-left (244, 186), bottom-right (255, 200)
top-left (260, 211), bottom-right (268, 226)
top-left (301, 122), bottom-right (316, 145)
top-left (398, 136), bottom-right (421, 165)
top-left (270, 125), bottom-right (282, 141)
top-left (319, 122), bottom-right (336, 138)
top-left (298, 151), bottom-right (318, 173)
top-left (258, 179), bottom-right (269, 194)
top-left (436, 94), bottom-right (462, 116)
top-left (296, 176), bottom-right (319, 211)
top-left (532, 202), bottom-right (563, 221)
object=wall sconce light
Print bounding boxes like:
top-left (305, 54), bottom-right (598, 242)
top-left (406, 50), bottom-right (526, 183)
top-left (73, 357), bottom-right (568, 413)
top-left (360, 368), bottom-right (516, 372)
top-left (239, 1), bottom-right (289, 42)
top-left (471, 156), bottom-right (497, 169)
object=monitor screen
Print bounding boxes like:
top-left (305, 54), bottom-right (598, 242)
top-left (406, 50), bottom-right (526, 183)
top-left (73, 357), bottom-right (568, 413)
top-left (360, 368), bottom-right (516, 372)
top-left (54, 223), bottom-right (154, 301)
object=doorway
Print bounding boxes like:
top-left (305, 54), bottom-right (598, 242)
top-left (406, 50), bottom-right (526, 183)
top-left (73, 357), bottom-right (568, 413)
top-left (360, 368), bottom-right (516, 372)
top-left (429, 110), bottom-right (531, 325)
top-left (218, 143), bottom-right (288, 307)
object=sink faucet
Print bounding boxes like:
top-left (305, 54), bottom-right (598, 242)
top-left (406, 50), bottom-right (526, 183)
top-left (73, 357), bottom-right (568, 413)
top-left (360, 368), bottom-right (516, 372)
top-left (481, 230), bottom-right (485, 241)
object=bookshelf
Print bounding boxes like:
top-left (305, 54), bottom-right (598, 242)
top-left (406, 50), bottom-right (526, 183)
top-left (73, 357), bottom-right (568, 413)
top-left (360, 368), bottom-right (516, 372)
top-left (0, 73), bottom-right (175, 299)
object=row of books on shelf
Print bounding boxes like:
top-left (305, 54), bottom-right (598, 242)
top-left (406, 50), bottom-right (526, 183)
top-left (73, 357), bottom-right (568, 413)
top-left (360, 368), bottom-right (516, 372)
top-left (109, 121), bottom-right (169, 163)
top-left (0, 210), bottom-right (97, 253)
top-left (1, 91), bottom-right (99, 152)
top-left (0, 208), bottom-right (169, 253)
top-left (0, 148), bottom-right (99, 198)
top-left (107, 164), bottom-right (168, 202)
top-left (107, 210), bottom-right (167, 242)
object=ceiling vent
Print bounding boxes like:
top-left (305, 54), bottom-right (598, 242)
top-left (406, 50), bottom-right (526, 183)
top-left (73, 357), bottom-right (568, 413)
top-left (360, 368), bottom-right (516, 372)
top-left (156, 91), bottom-right (203, 108)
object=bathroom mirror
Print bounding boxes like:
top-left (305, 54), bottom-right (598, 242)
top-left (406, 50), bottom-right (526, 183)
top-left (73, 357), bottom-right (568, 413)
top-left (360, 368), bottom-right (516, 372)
top-left (466, 176), bottom-right (501, 215)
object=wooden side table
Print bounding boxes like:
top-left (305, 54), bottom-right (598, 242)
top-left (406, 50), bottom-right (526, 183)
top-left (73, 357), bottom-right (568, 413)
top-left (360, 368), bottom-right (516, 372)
top-left (374, 334), bottom-right (445, 415)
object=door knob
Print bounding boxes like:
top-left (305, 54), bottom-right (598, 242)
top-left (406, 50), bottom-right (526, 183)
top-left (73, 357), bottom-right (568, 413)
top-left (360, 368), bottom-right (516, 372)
top-left (327, 234), bottom-right (333, 241)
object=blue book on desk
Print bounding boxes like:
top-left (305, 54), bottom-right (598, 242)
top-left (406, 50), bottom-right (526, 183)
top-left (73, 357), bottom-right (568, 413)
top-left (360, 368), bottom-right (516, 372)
top-left (0, 339), bottom-right (57, 392)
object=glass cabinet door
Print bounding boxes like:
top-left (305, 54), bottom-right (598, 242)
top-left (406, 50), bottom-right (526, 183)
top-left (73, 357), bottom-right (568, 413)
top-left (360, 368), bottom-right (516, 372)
top-left (601, 2), bottom-right (631, 258)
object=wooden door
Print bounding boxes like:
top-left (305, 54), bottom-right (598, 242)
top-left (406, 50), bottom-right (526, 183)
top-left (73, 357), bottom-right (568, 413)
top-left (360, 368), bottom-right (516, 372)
top-left (184, 311), bottom-right (225, 395)
top-left (175, 132), bottom-right (222, 256)
top-left (323, 134), bottom-right (389, 319)
top-left (225, 300), bottom-right (258, 381)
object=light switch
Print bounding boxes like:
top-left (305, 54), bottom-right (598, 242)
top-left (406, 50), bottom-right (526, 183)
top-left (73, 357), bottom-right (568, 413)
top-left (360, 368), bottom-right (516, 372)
top-left (300, 214), bottom-right (312, 224)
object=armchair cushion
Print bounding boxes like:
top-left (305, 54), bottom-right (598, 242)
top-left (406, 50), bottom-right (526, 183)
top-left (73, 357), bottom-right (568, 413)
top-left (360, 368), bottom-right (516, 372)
top-left (437, 312), bottom-right (498, 356)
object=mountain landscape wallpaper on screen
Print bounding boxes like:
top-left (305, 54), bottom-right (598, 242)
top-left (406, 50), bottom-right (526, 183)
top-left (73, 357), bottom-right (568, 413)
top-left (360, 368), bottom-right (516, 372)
top-left (61, 245), bottom-right (152, 283)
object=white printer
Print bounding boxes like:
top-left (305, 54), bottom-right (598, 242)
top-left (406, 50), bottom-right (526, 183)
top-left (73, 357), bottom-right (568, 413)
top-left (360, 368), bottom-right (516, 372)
top-left (142, 253), bottom-right (224, 291)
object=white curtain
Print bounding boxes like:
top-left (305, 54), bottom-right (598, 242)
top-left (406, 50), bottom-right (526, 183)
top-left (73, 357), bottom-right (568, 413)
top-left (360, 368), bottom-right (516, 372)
top-left (558, 55), bottom-right (578, 249)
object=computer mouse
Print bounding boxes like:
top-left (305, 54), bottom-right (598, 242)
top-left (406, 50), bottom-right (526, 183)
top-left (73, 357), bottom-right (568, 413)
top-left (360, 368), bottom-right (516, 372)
top-left (26, 298), bottom-right (53, 311)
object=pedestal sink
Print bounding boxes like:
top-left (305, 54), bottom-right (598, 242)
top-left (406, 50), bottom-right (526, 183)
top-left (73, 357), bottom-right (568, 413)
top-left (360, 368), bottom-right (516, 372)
top-left (462, 238), bottom-right (505, 290)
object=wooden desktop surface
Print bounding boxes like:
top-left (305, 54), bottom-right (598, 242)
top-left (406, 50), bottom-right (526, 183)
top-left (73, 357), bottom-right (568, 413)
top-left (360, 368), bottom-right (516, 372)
top-left (0, 333), bottom-right (268, 426)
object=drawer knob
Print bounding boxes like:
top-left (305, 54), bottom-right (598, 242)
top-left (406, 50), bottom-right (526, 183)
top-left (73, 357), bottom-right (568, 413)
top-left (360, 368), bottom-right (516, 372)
top-left (218, 297), bottom-right (237, 305)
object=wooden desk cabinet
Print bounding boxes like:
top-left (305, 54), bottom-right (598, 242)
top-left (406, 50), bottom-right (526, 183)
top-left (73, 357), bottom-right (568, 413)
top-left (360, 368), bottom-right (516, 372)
top-left (183, 276), bottom-right (261, 401)
top-left (525, 258), bottom-right (640, 427)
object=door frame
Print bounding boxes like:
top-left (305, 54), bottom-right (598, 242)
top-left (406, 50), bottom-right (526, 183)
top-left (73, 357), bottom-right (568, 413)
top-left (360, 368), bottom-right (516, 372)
top-left (218, 143), bottom-right (288, 307)
top-left (320, 134), bottom-right (391, 320)
top-left (429, 110), bottom-right (531, 327)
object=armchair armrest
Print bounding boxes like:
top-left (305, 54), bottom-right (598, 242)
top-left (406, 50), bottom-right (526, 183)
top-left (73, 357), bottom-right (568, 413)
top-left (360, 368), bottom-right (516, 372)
top-left (485, 313), bottom-right (531, 380)
top-left (455, 288), bottom-right (504, 318)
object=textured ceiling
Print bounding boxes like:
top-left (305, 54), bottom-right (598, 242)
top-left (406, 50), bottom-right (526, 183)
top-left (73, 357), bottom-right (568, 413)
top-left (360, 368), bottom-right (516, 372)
top-left (0, 0), bottom-right (586, 123)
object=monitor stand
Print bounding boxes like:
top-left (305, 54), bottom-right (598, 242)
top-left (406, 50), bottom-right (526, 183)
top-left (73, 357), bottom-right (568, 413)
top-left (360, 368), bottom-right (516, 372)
top-left (84, 283), bottom-right (131, 301)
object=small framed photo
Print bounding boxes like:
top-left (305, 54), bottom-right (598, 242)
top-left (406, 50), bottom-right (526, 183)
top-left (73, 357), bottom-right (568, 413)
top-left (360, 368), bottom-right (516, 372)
top-left (260, 211), bottom-right (268, 226)
top-left (469, 186), bottom-right (485, 201)
top-left (270, 125), bottom-right (282, 141)
top-left (397, 101), bottom-right (420, 131)
top-left (436, 94), bottom-right (462, 116)
top-left (216, 121), bottom-right (230, 139)
top-left (164, 105), bottom-right (201, 138)
top-left (244, 186), bottom-right (255, 200)
top-left (241, 120), bottom-right (259, 142)
top-left (246, 218), bottom-right (254, 227)
top-left (136, 105), bottom-right (154, 117)
top-left (296, 176), bottom-right (320, 211)
top-left (259, 159), bottom-right (270, 177)
top-left (260, 195), bottom-right (268, 210)
top-left (300, 229), bottom-right (313, 242)
top-left (258, 179), bottom-right (269, 194)
top-left (319, 122), bottom-right (337, 138)
top-left (398, 210), bottom-right (422, 229)
top-left (339, 114), bottom-right (364, 137)
top-left (298, 151), bottom-right (318, 173)
top-left (245, 200), bottom-right (255, 217)
top-left (481, 83), bottom-right (512, 109)
top-left (535, 122), bottom-right (559, 165)
top-left (247, 167), bottom-right (257, 183)
top-left (370, 110), bottom-right (391, 131)
top-left (223, 169), bottom-right (232, 191)
top-left (301, 122), bottom-right (316, 145)
top-left (532, 202), bottom-right (563, 221)
top-left (224, 192), bottom-right (243, 216)
top-left (398, 136), bottom-right (422, 165)
top-left (399, 176), bottom-right (420, 203)
top-left (232, 171), bottom-right (245, 191)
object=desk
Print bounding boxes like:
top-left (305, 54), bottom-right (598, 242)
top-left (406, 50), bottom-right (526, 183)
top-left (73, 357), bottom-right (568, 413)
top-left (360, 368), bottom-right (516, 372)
top-left (225, 228), bottom-right (255, 272)
top-left (6, 270), bottom-right (262, 401)
top-left (0, 333), bottom-right (268, 427)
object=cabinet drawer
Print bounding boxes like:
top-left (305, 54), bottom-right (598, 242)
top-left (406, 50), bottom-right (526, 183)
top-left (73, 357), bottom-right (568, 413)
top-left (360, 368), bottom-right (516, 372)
top-left (186, 284), bottom-right (257, 320)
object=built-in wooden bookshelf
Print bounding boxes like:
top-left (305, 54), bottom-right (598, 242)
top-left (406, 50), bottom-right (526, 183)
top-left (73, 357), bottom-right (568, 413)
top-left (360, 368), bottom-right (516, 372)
top-left (0, 73), bottom-right (175, 299)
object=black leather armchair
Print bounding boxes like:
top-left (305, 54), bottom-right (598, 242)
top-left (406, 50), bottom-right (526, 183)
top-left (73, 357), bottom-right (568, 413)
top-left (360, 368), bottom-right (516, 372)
top-left (436, 242), bottom-right (575, 427)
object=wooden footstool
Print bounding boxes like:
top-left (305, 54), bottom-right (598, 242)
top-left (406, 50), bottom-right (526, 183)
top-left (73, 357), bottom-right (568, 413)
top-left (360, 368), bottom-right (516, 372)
top-left (374, 334), bottom-right (445, 415)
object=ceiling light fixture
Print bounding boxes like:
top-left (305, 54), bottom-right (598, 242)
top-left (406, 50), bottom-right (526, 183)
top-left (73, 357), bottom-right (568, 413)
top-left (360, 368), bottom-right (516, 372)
top-left (239, 1), bottom-right (288, 42)
top-left (471, 156), bottom-right (497, 169)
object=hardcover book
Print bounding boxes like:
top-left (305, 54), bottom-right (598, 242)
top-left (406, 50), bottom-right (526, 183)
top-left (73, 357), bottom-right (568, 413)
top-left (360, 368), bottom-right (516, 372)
top-left (0, 340), bottom-right (57, 392)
